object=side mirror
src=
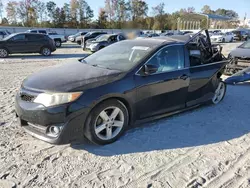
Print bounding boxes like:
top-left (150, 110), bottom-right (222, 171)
top-left (140, 64), bottom-right (159, 76)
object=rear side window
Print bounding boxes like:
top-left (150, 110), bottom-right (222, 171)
top-left (27, 34), bottom-right (44, 41)
top-left (30, 30), bottom-right (37, 33)
top-left (39, 30), bottom-right (47, 34)
top-left (0, 31), bottom-right (4, 35)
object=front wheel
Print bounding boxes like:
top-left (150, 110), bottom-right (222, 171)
top-left (41, 47), bottom-right (51, 56)
top-left (84, 99), bottom-right (129, 145)
top-left (211, 81), bottom-right (227, 104)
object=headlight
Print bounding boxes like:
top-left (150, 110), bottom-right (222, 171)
top-left (34, 92), bottom-right (82, 107)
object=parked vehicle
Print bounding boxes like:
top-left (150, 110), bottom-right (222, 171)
top-left (160, 32), bottom-right (174, 36)
top-left (0, 33), bottom-right (56, 58)
top-left (15, 30), bottom-right (227, 145)
top-left (182, 31), bottom-right (193, 35)
top-left (0, 30), bottom-right (11, 40)
top-left (225, 40), bottom-right (250, 75)
top-left (146, 33), bottom-right (160, 37)
top-left (210, 32), bottom-right (234, 43)
top-left (232, 29), bottom-right (250, 41)
top-left (26, 29), bottom-right (67, 47)
top-left (86, 33), bottom-right (126, 52)
top-left (68, 32), bottom-right (88, 42)
top-left (81, 31), bottom-right (108, 49)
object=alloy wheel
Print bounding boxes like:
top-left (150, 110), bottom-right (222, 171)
top-left (55, 41), bottom-right (61, 47)
top-left (42, 48), bottom-right (51, 56)
top-left (94, 106), bottom-right (124, 141)
top-left (212, 82), bottom-right (226, 104)
top-left (0, 49), bottom-right (8, 58)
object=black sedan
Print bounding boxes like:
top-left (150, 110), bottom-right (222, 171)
top-left (0, 33), bottom-right (56, 58)
top-left (15, 32), bottom-right (227, 145)
top-left (86, 33), bottom-right (126, 52)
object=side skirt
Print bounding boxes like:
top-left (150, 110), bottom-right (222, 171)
top-left (134, 104), bottom-right (200, 126)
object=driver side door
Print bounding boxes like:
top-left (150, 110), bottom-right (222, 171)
top-left (6, 34), bottom-right (28, 53)
top-left (134, 45), bottom-right (190, 119)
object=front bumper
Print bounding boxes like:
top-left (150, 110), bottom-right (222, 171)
top-left (211, 38), bottom-right (223, 42)
top-left (15, 91), bottom-right (89, 144)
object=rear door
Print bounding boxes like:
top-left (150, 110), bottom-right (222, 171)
top-left (135, 45), bottom-right (190, 119)
top-left (6, 34), bottom-right (28, 53)
top-left (26, 34), bottom-right (44, 52)
top-left (186, 47), bottom-right (227, 107)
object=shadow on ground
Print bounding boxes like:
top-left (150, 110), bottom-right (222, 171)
top-left (5, 53), bottom-right (89, 60)
top-left (71, 84), bottom-right (250, 156)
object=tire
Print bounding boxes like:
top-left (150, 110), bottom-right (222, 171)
top-left (211, 81), bottom-right (227, 105)
top-left (84, 99), bottom-right (129, 145)
top-left (77, 41), bottom-right (81, 45)
top-left (55, 40), bottom-right (61, 47)
top-left (222, 38), bottom-right (225, 43)
top-left (41, 47), bottom-right (51, 56)
top-left (230, 38), bottom-right (233, 42)
top-left (0, 48), bottom-right (9, 58)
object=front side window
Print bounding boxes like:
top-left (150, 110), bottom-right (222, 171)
top-left (146, 45), bottom-right (185, 73)
top-left (11, 34), bottom-right (26, 41)
top-left (30, 30), bottom-right (37, 33)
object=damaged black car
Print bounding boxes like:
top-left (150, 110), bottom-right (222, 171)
top-left (15, 30), bottom-right (228, 145)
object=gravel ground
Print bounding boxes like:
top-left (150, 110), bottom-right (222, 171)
top-left (1, 42), bottom-right (250, 188)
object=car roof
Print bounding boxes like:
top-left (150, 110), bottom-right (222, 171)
top-left (131, 37), bottom-right (186, 47)
top-left (13, 32), bottom-right (45, 36)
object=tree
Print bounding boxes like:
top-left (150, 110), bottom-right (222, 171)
top-left (201, 5), bottom-right (212, 14)
top-left (78, 0), bottom-right (94, 28)
top-left (187, 7), bottom-right (195, 13)
top-left (17, 0), bottom-right (39, 26)
top-left (54, 7), bottom-right (66, 27)
top-left (63, 3), bottom-right (71, 23)
top-left (6, 1), bottom-right (19, 24)
top-left (46, 1), bottom-right (56, 22)
top-left (129, 0), bottom-right (148, 21)
top-left (152, 3), bottom-right (165, 30)
top-left (0, 0), bottom-right (3, 20)
top-left (98, 8), bottom-right (107, 28)
top-left (70, 0), bottom-right (78, 27)
top-left (36, 1), bottom-right (46, 23)
top-left (1, 17), bottom-right (9, 25)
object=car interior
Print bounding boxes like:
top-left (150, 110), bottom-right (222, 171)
top-left (186, 30), bottom-right (225, 67)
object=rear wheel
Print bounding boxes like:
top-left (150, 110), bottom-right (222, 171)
top-left (55, 40), bottom-right (61, 47)
top-left (230, 38), bottom-right (233, 42)
top-left (84, 99), bottom-right (129, 145)
top-left (0, 48), bottom-right (9, 58)
top-left (222, 38), bottom-right (225, 43)
top-left (41, 47), bottom-right (51, 56)
top-left (211, 81), bottom-right (226, 104)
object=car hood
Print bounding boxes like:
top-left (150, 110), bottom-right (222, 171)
top-left (230, 47), bottom-right (250, 58)
top-left (22, 60), bottom-right (123, 92)
top-left (89, 40), bottom-right (108, 45)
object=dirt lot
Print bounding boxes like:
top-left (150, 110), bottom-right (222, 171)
top-left (1, 42), bottom-right (250, 188)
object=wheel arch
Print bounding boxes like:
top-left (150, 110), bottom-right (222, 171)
top-left (85, 96), bottom-right (135, 128)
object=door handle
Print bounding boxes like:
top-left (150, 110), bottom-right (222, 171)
top-left (180, 74), bottom-right (189, 80)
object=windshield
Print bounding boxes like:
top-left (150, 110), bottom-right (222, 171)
top-left (82, 41), bottom-right (154, 71)
top-left (85, 32), bottom-right (92, 37)
top-left (3, 33), bottom-right (16, 40)
top-left (239, 41), bottom-right (250, 49)
top-left (96, 35), bottom-right (111, 42)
